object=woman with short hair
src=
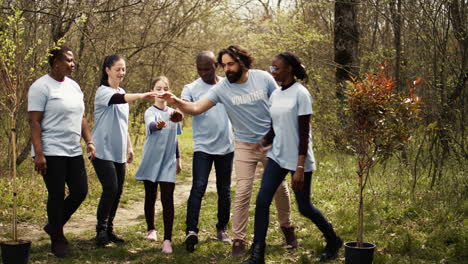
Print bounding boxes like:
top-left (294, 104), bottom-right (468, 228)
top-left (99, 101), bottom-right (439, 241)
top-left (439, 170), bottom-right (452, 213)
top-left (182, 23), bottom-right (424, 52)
top-left (28, 45), bottom-right (95, 258)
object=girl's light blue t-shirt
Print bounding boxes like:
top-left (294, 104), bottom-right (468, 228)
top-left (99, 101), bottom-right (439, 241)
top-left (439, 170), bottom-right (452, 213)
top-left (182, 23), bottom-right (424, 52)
top-left (181, 77), bottom-right (234, 155)
top-left (267, 83), bottom-right (316, 172)
top-left (135, 106), bottom-right (181, 183)
top-left (204, 69), bottom-right (278, 143)
top-left (92, 85), bottom-right (129, 163)
top-left (28, 74), bottom-right (85, 157)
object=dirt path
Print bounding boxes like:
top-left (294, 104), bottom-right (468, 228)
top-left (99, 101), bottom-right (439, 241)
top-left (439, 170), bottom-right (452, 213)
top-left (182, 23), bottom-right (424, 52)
top-left (7, 170), bottom-right (224, 242)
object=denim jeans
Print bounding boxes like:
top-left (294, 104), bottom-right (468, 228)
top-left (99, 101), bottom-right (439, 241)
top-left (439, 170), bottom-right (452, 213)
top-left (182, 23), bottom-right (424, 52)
top-left (253, 158), bottom-right (335, 244)
top-left (186, 151), bottom-right (234, 233)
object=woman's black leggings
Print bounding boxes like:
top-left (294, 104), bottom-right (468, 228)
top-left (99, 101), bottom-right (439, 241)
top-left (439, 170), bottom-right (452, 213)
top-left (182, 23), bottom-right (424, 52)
top-left (143, 180), bottom-right (175, 241)
top-left (92, 158), bottom-right (126, 232)
top-left (42, 156), bottom-right (88, 229)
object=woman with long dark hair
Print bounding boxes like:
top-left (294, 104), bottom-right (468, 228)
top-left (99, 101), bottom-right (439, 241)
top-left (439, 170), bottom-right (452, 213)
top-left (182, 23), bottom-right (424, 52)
top-left (28, 45), bottom-right (95, 258)
top-left (91, 54), bottom-right (158, 247)
top-left (241, 52), bottom-right (342, 263)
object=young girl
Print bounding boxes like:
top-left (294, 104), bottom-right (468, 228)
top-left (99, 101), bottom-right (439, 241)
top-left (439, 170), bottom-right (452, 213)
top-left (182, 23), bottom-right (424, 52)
top-left (135, 76), bottom-right (182, 254)
top-left (92, 55), bottom-right (157, 247)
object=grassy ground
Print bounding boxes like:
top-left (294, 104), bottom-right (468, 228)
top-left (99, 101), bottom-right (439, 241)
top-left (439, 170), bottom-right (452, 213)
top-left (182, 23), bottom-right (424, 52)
top-left (1, 127), bottom-right (467, 263)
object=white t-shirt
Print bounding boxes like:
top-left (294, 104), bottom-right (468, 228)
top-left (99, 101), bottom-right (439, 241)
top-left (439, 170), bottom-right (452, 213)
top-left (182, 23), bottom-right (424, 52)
top-left (92, 85), bottom-right (129, 163)
top-left (28, 74), bottom-right (85, 157)
top-left (181, 77), bottom-right (234, 155)
top-left (267, 83), bottom-right (316, 172)
top-left (204, 69), bottom-right (278, 143)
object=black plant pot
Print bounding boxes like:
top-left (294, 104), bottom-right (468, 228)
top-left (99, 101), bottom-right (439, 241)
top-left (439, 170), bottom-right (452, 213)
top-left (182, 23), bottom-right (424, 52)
top-left (344, 241), bottom-right (376, 264)
top-left (0, 240), bottom-right (31, 264)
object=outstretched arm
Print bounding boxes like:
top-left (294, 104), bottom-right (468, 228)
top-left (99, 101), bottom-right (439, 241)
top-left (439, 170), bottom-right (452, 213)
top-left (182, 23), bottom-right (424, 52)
top-left (108, 92), bottom-right (158, 105)
top-left (158, 92), bottom-right (215, 115)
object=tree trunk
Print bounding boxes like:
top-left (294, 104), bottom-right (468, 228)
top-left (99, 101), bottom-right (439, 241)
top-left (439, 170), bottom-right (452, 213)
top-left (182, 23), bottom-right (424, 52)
top-left (390, 0), bottom-right (403, 90)
top-left (358, 172), bottom-right (364, 246)
top-left (11, 116), bottom-right (18, 241)
top-left (334, 0), bottom-right (360, 102)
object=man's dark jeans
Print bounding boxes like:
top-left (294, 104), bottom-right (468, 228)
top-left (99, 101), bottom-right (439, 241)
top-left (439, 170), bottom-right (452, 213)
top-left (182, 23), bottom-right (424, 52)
top-left (186, 151), bottom-right (234, 233)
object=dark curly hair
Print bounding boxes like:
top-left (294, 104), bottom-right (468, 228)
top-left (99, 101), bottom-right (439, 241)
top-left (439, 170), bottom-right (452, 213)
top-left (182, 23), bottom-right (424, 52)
top-left (276, 52), bottom-right (308, 82)
top-left (217, 45), bottom-right (254, 70)
top-left (48, 45), bottom-right (72, 67)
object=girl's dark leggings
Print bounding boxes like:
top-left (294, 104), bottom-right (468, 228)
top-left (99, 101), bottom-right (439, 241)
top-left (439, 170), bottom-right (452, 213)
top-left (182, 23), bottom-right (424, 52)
top-left (144, 180), bottom-right (175, 241)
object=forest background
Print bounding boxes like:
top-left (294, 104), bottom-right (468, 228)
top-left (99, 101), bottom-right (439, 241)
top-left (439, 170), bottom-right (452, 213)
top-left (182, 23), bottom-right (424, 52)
top-left (0, 0), bottom-right (466, 263)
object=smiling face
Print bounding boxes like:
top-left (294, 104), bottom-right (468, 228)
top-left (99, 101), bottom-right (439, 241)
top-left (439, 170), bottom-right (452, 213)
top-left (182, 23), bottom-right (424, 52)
top-left (221, 53), bottom-right (243, 83)
top-left (54, 51), bottom-right (75, 77)
top-left (106, 59), bottom-right (126, 85)
top-left (270, 56), bottom-right (292, 84)
top-left (153, 79), bottom-right (170, 103)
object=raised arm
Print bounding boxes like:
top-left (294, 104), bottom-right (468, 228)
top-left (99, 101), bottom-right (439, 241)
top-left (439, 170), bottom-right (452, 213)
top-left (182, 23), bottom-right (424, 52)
top-left (159, 92), bottom-right (215, 115)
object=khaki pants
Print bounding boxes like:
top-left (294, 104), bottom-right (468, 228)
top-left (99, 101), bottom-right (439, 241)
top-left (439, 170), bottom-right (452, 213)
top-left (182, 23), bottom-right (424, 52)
top-left (231, 141), bottom-right (292, 241)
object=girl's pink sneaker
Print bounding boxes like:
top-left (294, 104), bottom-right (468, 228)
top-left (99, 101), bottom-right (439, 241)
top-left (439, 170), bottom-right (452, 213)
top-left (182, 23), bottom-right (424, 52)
top-left (146, 230), bottom-right (157, 241)
top-left (161, 240), bottom-right (172, 254)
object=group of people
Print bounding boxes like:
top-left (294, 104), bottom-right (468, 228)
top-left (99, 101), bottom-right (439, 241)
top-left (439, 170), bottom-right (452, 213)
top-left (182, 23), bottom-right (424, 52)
top-left (28, 44), bottom-right (342, 263)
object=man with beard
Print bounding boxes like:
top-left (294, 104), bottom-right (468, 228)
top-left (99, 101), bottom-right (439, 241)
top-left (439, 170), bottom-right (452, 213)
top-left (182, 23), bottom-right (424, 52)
top-left (159, 45), bottom-right (296, 257)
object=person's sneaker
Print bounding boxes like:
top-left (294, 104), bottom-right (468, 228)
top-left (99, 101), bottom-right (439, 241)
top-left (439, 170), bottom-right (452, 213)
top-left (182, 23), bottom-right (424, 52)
top-left (107, 231), bottom-right (125, 243)
top-left (280, 226), bottom-right (298, 249)
top-left (161, 240), bottom-right (173, 254)
top-left (319, 236), bottom-right (343, 262)
top-left (96, 230), bottom-right (110, 247)
top-left (146, 229), bottom-right (157, 241)
top-left (217, 229), bottom-right (232, 244)
top-left (230, 239), bottom-right (246, 257)
top-left (185, 231), bottom-right (198, 252)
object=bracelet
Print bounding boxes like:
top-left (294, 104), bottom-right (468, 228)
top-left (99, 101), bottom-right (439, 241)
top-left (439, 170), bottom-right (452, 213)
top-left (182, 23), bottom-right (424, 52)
top-left (297, 165), bottom-right (304, 169)
top-left (86, 141), bottom-right (94, 146)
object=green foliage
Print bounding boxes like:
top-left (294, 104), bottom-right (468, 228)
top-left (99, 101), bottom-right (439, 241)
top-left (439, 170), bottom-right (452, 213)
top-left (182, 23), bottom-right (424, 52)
top-left (345, 62), bottom-right (423, 170)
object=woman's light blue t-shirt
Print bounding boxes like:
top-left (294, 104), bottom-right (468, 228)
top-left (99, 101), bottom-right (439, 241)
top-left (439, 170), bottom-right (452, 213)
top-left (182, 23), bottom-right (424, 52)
top-left (28, 74), bottom-right (85, 157)
top-left (267, 83), bottom-right (316, 172)
top-left (92, 85), bottom-right (129, 163)
top-left (134, 106), bottom-right (182, 183)
top-left (204, 69), bottom-right (278, 143)
top-left (181, 77), bottom-right (234, 155)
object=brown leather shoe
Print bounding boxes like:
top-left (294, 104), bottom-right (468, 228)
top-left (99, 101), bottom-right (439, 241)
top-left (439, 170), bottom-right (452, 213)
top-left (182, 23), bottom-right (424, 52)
top-left (280, 226), bottom-right (298, 249)
top-left (44, 224), bottom-right (69, 258)
top-left (230, 239), bottom-right (246, 257)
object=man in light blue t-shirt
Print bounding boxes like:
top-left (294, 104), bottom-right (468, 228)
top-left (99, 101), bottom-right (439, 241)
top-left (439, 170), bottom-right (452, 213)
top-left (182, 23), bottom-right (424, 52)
top-left (159, 45), bottom-right (296, 257)
top-left (181, 51), bottom-right (235, 252)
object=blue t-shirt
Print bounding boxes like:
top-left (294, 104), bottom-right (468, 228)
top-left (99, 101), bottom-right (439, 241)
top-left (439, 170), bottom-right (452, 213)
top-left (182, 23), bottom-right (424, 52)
top-left (28, 74), bottom-right (85, 157)
top-left (267, 83), bottom-right (316, 172)
top-left (181, 77), bottom-right (234, 155)
top-left (204, 69), bottom-right (278, 143)
top-left (92, 85), bottom-right (129, 163)
top-left (135, 106), bottom-right (181, 183)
